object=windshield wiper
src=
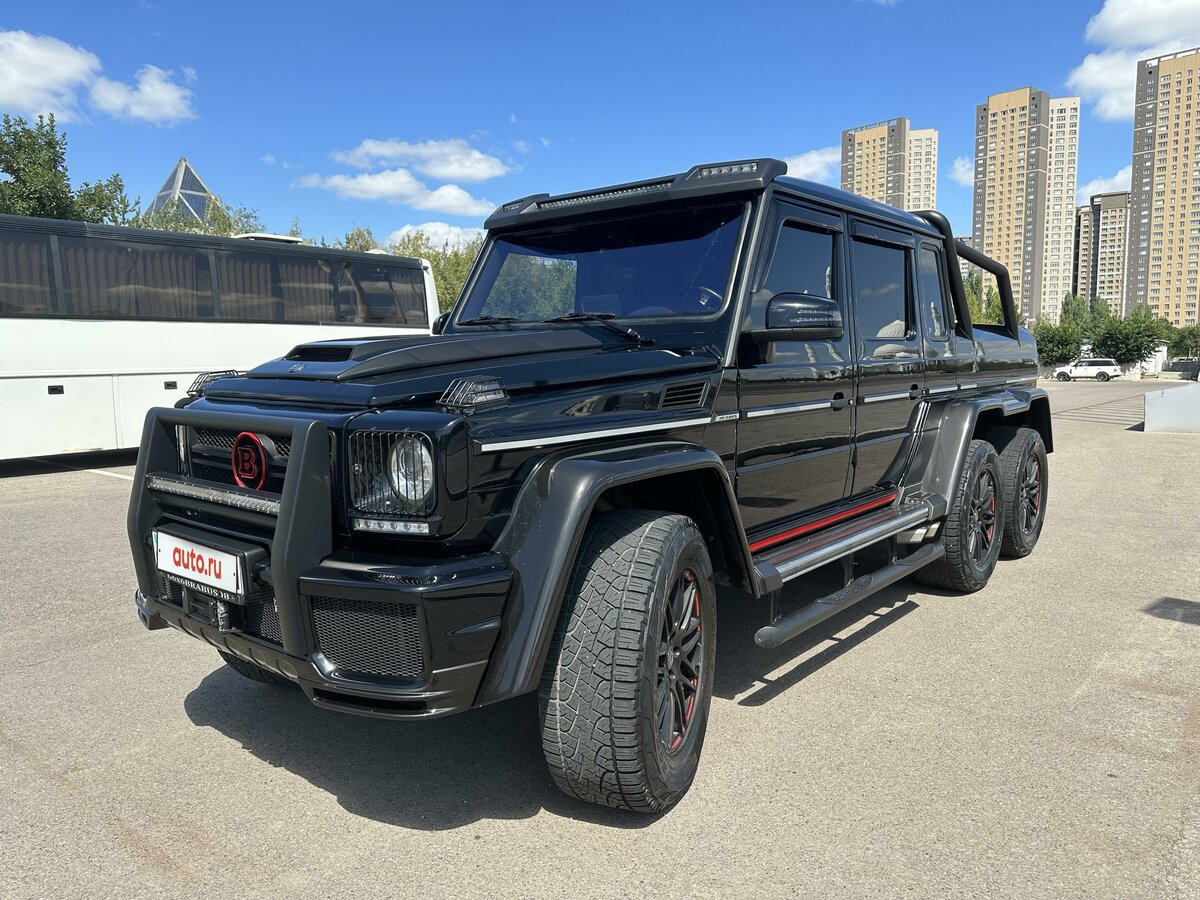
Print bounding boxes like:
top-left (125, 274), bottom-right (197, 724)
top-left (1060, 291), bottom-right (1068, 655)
top-left (457, 315), bottom-right (520, 326)
top-left (542, 312), bottom-right (654, 346)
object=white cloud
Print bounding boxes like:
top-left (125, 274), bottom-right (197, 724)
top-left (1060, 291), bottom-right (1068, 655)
top-left (331, 137), bottom-right (507, 182)
top-left (387, 221), bottom-right (484, 249)
top-left (260, 153), bottom-right (276, 165)
top-left (0, 31), bottom-right (100, 120)
top-left (1067, 0), bottom-right (1200, 120)
top-left (1077, 164), bottom-right (1132, 203)
top-left (513, 140), bottom-right (532, 154)
top-left (950, 155), bottom-right (975, 187)
top-left (299, 167), bottom-right (494, 216)
top-left (782, 146), bottom-right (840, 184)
top-left (90, 65), bottom-right (195, 124)
top-left (540, 137), bottom-right (551, 148)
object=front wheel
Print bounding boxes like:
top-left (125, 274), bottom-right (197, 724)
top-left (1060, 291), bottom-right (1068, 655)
top-left (1096, 371), bottom-right (1111, 382)
top-left (539, 510), bottom-right (716, 813)
top-left (1056, 372), bottom-right (1070, 382)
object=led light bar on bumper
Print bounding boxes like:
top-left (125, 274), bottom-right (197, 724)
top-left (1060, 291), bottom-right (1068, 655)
top-left (347, 431), bottom-right (435, 531)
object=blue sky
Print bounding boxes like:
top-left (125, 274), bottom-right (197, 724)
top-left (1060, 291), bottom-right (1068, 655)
top-left (2, 0), bottom-right (1198, 245)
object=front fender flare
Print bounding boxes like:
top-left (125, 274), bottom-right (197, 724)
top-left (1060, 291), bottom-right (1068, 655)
top-left (474, 442), bottom-right (750, 706)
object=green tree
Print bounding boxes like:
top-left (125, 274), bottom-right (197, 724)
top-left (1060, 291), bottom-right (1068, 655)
top-left (135, 196), bottom-right (264, 237)
top-left (388, 230), bottom-right (484, 312)
top-left (1170, 324), bottom-right (1200, 358)
top-left (1091, 304), bottom-right (1163, 366)
top-left (1059, 292), bottom-right (1091, 331)
top-left (1031, 321), bottom-right (1082, 368)
top-left (0, 114), bottom-right (134, 224)
top-left (336, 225), bottom-right (379, 253)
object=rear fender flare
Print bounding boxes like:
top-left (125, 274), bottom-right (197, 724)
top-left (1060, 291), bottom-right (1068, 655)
top-left (903, 388), bottom-right (1050, 507)
top-left (475, 442), bottom-right (751, 706)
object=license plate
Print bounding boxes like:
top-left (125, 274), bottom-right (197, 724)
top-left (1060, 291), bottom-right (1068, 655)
top-left (153, 530), bottom-right (243, 599)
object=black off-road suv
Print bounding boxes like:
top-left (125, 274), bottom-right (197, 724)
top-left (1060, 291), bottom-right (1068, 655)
top-left (128, 158), bottom-right (1052, 813)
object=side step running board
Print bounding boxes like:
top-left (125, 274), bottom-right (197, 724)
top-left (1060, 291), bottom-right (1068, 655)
top-left (754, 501), bottom-right (936, 593)
top-left (754, 542), bottom-right (945, 649)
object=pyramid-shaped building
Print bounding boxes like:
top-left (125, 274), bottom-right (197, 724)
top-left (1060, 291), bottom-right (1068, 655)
top-left (146, 157), bottom-right (218, 220)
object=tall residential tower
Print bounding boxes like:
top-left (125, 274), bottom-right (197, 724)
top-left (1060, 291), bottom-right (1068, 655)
top-left (971, 88), bottom-right (1079, 323)
top-left (841, 118), bottom-right (938, 211)
top-left (1125, 47), bottom-right (1200, 326)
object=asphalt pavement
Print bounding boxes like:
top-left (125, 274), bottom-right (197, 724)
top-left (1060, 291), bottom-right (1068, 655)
top-left (1, 379), bottom-right (1197, 899)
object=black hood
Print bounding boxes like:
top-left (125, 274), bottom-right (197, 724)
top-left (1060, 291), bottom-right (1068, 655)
top-left (204, 331), bottom-right (721, 409)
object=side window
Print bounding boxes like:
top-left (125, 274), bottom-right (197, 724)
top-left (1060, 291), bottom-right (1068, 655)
top-left (852, 238), bottom-right (912, 354)
top-left (337, 261), bottom-right (428, 325)
top-left (750, 221), bottom-right (836, 330)
top-left (0, 231), bottom-right (55, 316)
top-left (917, 246), bottom-right (950, 341)
top-left (59, 236), bottom-right (212, 319)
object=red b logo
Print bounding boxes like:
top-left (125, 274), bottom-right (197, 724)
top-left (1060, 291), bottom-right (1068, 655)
top-left (231, 432), bottom-right (267, 490)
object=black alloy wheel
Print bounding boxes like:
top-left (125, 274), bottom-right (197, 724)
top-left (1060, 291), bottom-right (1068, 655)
top-left (656, 568), bottom-right (704, 753)
top-left (916, 439), bottom-right (1004, 592)
top-left (992, 426), bottom-right (1049, 558)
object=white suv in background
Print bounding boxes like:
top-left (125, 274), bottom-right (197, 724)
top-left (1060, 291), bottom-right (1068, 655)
top-left (1053, 358), bottom-right (1122, 382)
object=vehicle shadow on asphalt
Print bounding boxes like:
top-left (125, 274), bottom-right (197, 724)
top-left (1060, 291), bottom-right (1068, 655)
top-left (184, 670), bottom-right (664, 831)
top-left (713, 577), bottom-right (937, 707)
top-left (0, 449), bottom-right (137, 478)
top-left (1143, 596), bottom-right (1200, 625)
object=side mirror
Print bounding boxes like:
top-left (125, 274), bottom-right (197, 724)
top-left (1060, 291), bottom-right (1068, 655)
top-left (755, 293), bottom-right (843, 342)
top-left (432, 311), bottom-right (449, 335)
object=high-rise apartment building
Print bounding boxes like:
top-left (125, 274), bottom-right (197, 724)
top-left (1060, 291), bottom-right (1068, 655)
top-left (906, 128), bottom-right (938, 210)
top-left (971, 88), bottom-right (1080, 323)
top-left (840, 118), bottom-right (938, 211)
top-left (1125, 47), bottom-right (1200, 326)
top-left (1073, 203), bottom-right (1096, 300)
top-left (1073, 192), bottom-right (1131, 313)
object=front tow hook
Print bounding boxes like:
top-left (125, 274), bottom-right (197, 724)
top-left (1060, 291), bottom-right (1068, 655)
top-left (134, 590), bottom-right (168, 630)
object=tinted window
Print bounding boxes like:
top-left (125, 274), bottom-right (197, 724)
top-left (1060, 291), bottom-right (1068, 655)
top-left (852, 239), bottom-right (911, 349)
top-left (58, 236), bottom-right (213, 318)
top-left (337, 261), bottom-right (428, 325)
top-left (216, 251), bottom-right (334, 322)
top-left (763, 223), bottom-right (834, 297)
top-left (917, 247), bottom-right (949, 340)
top-left (0, 231), bottom-right (55, 316)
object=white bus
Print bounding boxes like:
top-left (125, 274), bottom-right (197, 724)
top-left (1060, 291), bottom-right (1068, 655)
top-left (0, 215), bottom-right (440, 460)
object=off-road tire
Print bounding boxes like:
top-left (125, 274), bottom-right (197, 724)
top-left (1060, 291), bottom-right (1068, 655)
top-left (539, 509), bottom-right (716, 813)
top-left (1056, 372), bottom-right (1070, 381)
top-left (1096, 371), bottom-right (1111, 382)
top-left (990, 426), bottom-right (1048, 558)
top-left (916, 439), bottom-right (1003, 593)
top-left (219, 650), bottom-right (293, 687)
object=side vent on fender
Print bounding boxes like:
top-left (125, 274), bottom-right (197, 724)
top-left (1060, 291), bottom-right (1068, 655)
top-left (660, 381), bottom-right (708, 409)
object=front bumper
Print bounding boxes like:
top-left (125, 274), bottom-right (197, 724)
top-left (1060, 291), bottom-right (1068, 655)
top-left (128, 405), bottom-right (511, 720)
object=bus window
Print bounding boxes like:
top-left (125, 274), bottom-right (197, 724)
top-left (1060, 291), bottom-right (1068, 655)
top-left (337, 261), bottom-right (427, 325)
top-left (0, 231), bottom-right (56, 316)
top-left (58, 236), bottom-right (213, 319)
top-left (215, 250), bottom-right (339, 322)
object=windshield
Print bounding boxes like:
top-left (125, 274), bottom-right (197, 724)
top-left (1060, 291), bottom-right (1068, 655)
top-left (456, 203), bottom-right (745, 324)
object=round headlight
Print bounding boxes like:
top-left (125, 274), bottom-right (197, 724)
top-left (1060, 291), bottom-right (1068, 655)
top-left (387, 436), bottom-right (434, 502)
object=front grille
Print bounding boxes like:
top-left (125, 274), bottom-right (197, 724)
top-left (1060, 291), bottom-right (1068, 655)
top-left (309, 595), bottom-right (424, 679)
top-left (158, 576), bottom-right (184, 606)
top-left (240, 584), bottom-right (282, 644)
top-left (185, 427), bottom-right (290, 492)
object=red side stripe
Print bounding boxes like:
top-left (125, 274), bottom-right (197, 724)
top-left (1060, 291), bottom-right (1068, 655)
top-left (748, 491), bottom-right (898, 554)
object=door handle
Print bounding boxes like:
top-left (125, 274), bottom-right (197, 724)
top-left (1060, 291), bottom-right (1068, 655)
top-left (908, 383), bottom-right (922, 400)
top-left (831, 392), bottom-right (853, 410)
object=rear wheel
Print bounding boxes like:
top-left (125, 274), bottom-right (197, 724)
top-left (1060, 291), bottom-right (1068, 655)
top-left (539, 509), bottom-right (716, 813)
top-left (916, 439), bottom-right (1003, 593)
top-left (219, 650), bottom-right (293, 687)
top-left (1096, 371), bottom-right (1111, 382)
top-left (991, 426), bottom-right (1048, 558)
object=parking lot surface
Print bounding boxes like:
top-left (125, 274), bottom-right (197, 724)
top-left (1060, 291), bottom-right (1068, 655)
top-left (1, 380), bottom-right (1197, 898)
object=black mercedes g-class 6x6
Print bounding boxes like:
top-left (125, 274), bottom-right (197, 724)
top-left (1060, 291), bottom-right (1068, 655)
top-left (128, 158), bottom-right (1052, 813)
